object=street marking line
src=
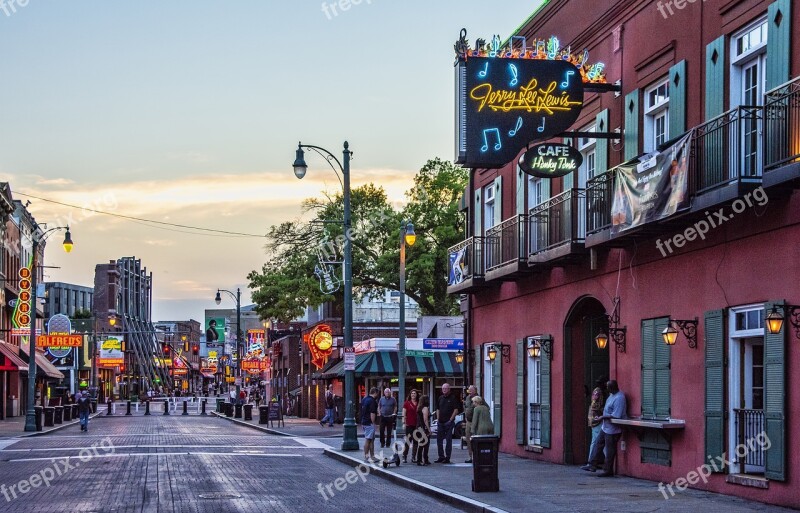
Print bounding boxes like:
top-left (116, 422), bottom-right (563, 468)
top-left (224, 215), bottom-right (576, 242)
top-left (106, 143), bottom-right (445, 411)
top-left (292, 438), bottom-right (330, 449)
top-left (0, 440), bottom-right (19, 451)
top-left (1, 444), bottom-right (313, 452)
top-left (3, 452), bottom-right (305, 462)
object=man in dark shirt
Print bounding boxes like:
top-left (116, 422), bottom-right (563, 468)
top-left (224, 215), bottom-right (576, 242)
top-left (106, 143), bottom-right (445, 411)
top-left (435, 383), bottom-right (461, 463)
top-left (360, 387), bottom-right (379, 462)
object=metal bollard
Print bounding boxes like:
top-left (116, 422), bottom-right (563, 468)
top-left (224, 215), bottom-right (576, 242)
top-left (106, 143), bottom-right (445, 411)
top-left (144, 400), bottom-right (151, 416)
top-left (163, 400), bottom-right (170, 415)
top-left (182, 401), bottom-right (188, 416)
top-left (201, 399), bottom-right (207, 416)
top-left (126, 401), bottom-right (132, 416)
top-left (107, 400), bottom-right (113, 415)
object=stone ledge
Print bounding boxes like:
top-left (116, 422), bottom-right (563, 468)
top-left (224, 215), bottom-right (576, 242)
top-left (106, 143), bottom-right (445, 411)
top-left (726, 473), bottom-right (769, 489)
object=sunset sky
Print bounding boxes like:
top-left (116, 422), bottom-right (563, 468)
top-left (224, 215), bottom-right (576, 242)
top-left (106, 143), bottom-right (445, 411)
top-left (0, 1), bottom-right (539, 320)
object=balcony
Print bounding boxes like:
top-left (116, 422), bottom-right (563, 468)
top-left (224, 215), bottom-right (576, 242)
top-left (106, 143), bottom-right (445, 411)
top-left (763, 76), bottom-right (800, 189)
top-left (528, 188), bottom-right (587, 266)
top-left (446, 236), bottom-right (487, 294)
top-left (485, 214), bottom-right (530, 281)
top-left (689, 105), bottom-right (764, 212)
top-left (585, 169), bottom-right (615, 247)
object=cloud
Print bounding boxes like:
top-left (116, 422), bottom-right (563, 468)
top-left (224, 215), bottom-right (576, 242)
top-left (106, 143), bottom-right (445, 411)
top-left (35, 177), bottom-right (75, 186)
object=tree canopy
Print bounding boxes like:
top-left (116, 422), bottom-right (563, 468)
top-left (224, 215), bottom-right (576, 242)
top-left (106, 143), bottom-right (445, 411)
top-left (247, 158), bottom-right (468, 323)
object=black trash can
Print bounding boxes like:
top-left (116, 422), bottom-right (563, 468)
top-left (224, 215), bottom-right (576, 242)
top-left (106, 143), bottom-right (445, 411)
top-left (470, 435), bottom-right (500, 492)
top-left (72, 404), bottom-right (79, 418)
top-left (63, 404), bottom-right (72, 421)
top-left (224, 402), bottom-right (234, 417)
top-left (216, 398), bottom-right (225, 413)
top-left (34, 406), bottom-right (43, 431)
top-left (243, 404), bottom-right (253, 421)
top-left (43, 407), bottom-right (55, 427)
top-left (259, 406), bottom-right (269, 424)
top-left (53, 406), bottom-right (63, 424)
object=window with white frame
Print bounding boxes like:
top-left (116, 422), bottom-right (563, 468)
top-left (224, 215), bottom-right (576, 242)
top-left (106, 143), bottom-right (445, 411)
top-left (644, 79), bottom-right (670, 152)
top-left (730, 17), bottom-right (767, 176)
top-left (483, 183), bottom-right (496, 231)
top-left (527, 176), bottom-right (544, 211)
top-left (527, 343), bottom-right (542, 446)
top-left (577, 125), bottom-right (596, 188)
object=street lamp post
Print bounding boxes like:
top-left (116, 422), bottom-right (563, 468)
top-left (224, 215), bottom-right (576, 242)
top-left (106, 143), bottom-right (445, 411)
top-left (293, 141), bottom-right (359, 451)
top-left (396, 222), bottom-right (416, 443)
top-left (215, 288), bottom-right (241, 399)
top-left (24, 226), bottom-right (73, 432)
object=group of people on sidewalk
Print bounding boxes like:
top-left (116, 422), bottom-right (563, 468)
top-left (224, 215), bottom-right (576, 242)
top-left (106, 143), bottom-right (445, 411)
top-left (359, 383), bottom-right (495, 465)
top-left (580, 379), bottom-right (627, 477)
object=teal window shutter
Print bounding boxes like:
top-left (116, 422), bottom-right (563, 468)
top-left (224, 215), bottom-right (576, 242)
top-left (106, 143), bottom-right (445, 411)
top-left (516, 166), bottom-right (526, 215)
top-left (492, 356), bottom-right (502, 437)
top-left (668, 61), bottom-right (687, 138)
top-left (473, 189), bottom-right (482, 237)
top-left (654, 317), bottom-right (671, 417)
top-left (595, 109), bottom-right (610, 174)
top-left (563, 137), bottom-right (574, 189)
top-left (540, 345), bottom-right (551, 448)
top-left (705, 37), bottom-right (726, 120)
top-left (516, 339), bottom-right (525, 445)
top-left (624, 90), bottom-right (640, 161)
top-left (641, 319), bottom-right (656, 417)
top-left (704, 309), bottom-right (726, 472)
top-left (766, 0), bottom-right (791, 91)
top-left (494, 176), bottom-right (503, 226)
top-left (764, 301), bottom-right (786, 481)
top-left (474, 345), bottom-right (483, 396)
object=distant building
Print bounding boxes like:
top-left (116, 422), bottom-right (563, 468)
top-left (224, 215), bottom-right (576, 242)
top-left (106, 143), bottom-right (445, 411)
top-left (44, 282), bottom-right (93, 318)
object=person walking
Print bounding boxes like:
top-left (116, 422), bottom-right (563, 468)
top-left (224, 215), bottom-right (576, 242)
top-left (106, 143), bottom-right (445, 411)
top-left (470, 396), bottom-right (494, 435)
top-left (361, 387), bottom-right (379, 462)
top-left (463, 385), bottom-right (477, 463)
top-left (378, 388), bottom-right (397, 449)
top-left (76, 386), bottom-right (92, 432)
top-left (435, 383), bottom-right (460, 464)
top-left (581, 380), bottom-right (607, 472)
top-left (320, 384), bottom-right (336, 427)
top-left (590, 380), bottom-right (627, 477)
top-left (414, 395), bottom-right (432, 466)
top-left (401, 389), bottom-right (419, 463)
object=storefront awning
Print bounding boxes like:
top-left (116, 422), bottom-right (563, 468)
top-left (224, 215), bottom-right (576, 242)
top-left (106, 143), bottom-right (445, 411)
top-left (0, 341), bottom-right (27, 370)
top-left (20, 346), bottom-right (65, 380)
top-left (321, 351), bottom-right (462, 379)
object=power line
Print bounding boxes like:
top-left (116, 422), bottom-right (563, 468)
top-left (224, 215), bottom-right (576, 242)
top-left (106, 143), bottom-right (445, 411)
top-left (15, 191), bottom-right (267, 238)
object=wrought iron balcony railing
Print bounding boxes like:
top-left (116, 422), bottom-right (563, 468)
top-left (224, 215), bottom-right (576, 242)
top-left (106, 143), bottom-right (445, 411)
top-left (764, 76), bottom-right (800, 171)
top-left (485, 214), bottom-right (527, 272)
top-left (446, 236), bottom-right (485, 287)
top-left (733, 408), bottom-right (765, 474)
top-left (586, 169), bottom-right (615, 235)
top-left (529, 188), bottom-right (586, 255)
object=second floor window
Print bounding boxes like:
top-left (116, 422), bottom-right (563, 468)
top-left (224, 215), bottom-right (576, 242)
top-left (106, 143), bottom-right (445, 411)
top-left (577, 125), bottom-right (596, 188)
top-left (484, 183), bottom-right (496, 230)
top-left (644, 79), bottom-right (670, 152)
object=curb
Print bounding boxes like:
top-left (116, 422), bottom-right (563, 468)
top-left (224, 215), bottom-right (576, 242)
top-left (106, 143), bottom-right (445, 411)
top-left (322, 448), bottom-right (508, 513)
top-left (16, 413), bottom-right (103, 438)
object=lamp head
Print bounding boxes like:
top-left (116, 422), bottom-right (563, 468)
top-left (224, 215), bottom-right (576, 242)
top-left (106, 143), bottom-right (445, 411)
top-left (595, 332), bottom-right (609, 350)
top-left (404, 222), bottom-right (416, 247)
top-left (662, 325), bottom-right (678, 345)
top-left (62, 228), bottom-right (73, 253)
top-left (487, 345), bottom-right (498, 361)
top-left (214, 291), bottom-right (222, 305)
top-left (108, 316), bottom-right (116, 327)
top-left (528, 341), bottom-right (540, 358)
top-left (455, 350), bottom-right (464, 364)
top-left (766, 306), bottom-right (784, 335)
top-left (293, 143), bottom-right (307, 180)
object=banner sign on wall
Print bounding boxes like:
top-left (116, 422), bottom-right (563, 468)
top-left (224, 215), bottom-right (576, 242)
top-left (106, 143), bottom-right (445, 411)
top-left (98, 337), bottom-right (124, 366)
top-left (205, 317), bottom-right (225, 346)
top-left (611, 131), bottom-right (693, 235)
top-left (448, 246), bottom-right (468, 286)
top-left (423, 338), bottom-right (465, 350)
top-left (454, 31), bottom-right (606, 169)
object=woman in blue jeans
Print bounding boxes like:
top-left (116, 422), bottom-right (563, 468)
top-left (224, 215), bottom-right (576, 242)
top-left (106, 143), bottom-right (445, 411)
top-left (581, 386), bottom-right (605, 471)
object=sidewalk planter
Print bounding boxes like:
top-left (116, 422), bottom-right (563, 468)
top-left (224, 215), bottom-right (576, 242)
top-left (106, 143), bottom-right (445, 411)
top-left (53, 406), bottom-right (63, 424)
top-left (243, 404), bottom-right (253, 421)
top-left (259, 406), bottom-right (269, 424)
top-left (34, 406), bottom-right (43, 431)
top-left (43, 407), bottom-right (55, 427)
top-left (471, 435), bottom-right (500, 493)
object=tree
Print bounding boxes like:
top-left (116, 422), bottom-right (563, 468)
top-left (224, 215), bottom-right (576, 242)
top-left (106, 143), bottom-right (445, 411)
top-left (72, 308), bottom-right (92, 319)
top-left (247, 158), bottom-right (468, 323)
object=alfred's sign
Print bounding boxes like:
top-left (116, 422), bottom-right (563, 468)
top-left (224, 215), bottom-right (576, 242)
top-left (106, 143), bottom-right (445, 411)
top-left (519, 143), bottom-right (583, 178)
top-left (307, 324), bottom-right (334, 370)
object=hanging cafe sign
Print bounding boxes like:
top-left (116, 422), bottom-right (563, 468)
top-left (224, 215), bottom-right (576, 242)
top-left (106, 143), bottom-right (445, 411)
top-left (519, 142), bottom-right (583, 178)
top-left (454, 30), bottom-right (607, 169)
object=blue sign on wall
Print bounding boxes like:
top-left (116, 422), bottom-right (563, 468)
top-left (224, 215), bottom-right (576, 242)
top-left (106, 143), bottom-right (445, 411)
top-left (423, 338), bottom-right (464, 350)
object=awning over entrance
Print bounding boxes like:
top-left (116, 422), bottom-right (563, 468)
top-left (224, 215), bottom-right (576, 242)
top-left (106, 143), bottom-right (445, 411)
top-left (320, 351), bottom-right (462, 378)
top-left (0, 341), bottom-right (27, 370)
top-left (19, 346), bottom-right (65, 380)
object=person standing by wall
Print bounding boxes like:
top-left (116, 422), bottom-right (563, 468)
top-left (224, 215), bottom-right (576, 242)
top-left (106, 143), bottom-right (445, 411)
top-left (463, 385), bottom-right (477, 463)
top-left (470, 396), bottom-right (495, 435)
top-left (402, 389), bottom-right (419, 463)
top-left (320, 384), bottom-right (336, 427)
top-left (591, 380), bottom-right (627, 477)
top-left (361, 387), bottom-right (379, 462)
top-left (581, 379), bottom-right (607, 472)
top-left (378, 388), bottom-right (397, 448)
top-left (415, 395), bottom-right (432, 466)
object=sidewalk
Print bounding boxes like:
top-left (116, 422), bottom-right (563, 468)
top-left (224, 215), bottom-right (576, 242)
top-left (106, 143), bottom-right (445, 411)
top-left (211, 409), bottom-right (349, 438)
top-left (0, 412), bottom-right (100, 439)
top-left (213, 412), bottom-right (794, 513)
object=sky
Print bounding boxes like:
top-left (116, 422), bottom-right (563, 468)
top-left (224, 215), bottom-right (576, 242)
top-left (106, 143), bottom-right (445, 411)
top-left (0, 1), bottom-right (540, 321)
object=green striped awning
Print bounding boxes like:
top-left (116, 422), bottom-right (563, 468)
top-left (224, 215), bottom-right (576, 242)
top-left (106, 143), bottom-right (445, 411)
top-left (344, 351), bottom-right (462, 377)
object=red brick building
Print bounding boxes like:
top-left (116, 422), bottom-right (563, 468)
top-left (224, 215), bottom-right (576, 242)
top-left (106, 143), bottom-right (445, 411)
top-left (450, 0), bottom-right (799, 507)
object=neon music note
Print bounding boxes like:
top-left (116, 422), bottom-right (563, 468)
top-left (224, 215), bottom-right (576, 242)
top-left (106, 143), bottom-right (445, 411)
top-left (508, 117), bottom-right (523, 137)
top-left (509, 64), bottom-right (518, 87)
top-left (478, 62), bottom-right (488, 78)
top-left (480, 128), bottom-right (502, 152)
top-left (537, 118), bottom-right (546, 133)
top-left (561, 70), bottom-right (575, 89)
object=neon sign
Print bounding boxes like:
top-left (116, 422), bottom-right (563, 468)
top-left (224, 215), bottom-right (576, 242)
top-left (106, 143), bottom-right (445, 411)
top-left (307, 324), bottom-right (334, 370)
top-left (519, 143), bottom-right (583, 178)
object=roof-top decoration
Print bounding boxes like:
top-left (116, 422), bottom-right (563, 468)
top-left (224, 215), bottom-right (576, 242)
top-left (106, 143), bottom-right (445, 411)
top-left (454, 28), bottom-right (606, 84)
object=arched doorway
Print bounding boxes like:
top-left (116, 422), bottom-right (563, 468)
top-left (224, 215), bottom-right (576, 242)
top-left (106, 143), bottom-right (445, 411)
top-left (562, 296), bottom-right (609, 465)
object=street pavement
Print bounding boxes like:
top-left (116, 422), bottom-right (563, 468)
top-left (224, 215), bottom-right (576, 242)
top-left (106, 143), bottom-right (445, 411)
top-left (0, 414), bottom-right (467, 513)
